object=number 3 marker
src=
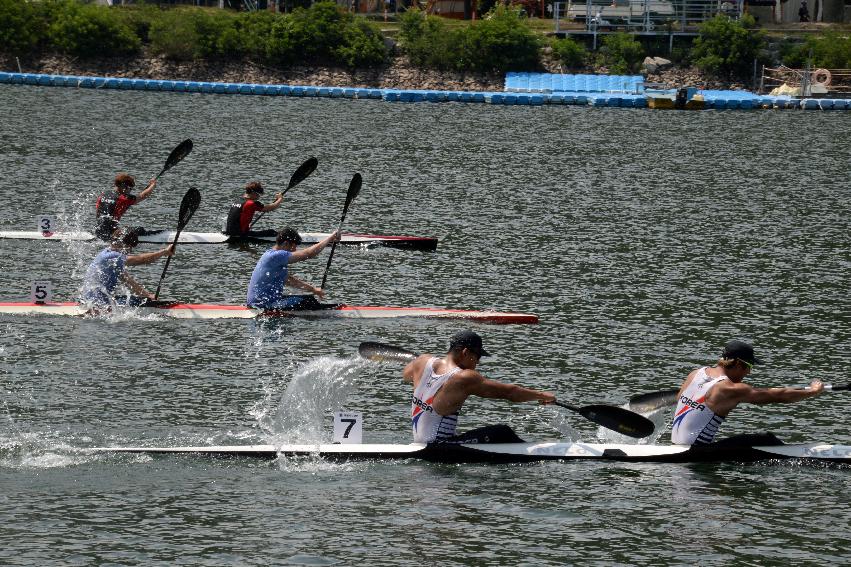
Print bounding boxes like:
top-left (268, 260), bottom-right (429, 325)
top-left (37, 215), bottom-right (55, 237)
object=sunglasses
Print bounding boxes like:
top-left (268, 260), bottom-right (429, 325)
top-left (737, 359), bottom-right (754, 371)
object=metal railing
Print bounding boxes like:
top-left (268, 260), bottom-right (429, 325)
top-left (759, 65), bottom-right (851, 97)
top-left (554, 0), bottom-right (743, 35)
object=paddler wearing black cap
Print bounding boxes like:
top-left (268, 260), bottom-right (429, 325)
top-left (224, 181), bottom-right (284, 237)
top-left (670, 339), bottom-right (824, 447)
top-left (403, 331), bottom-right (556, 444)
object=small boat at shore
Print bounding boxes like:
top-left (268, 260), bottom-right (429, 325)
top-left (91, 441), bottom-right (851, 464)
top-left (646, 87), bottom-right (705, 110)
top-left (0, 229), bottom-right (438, 251)
top-left (0, 301), bottom-right (539, 324)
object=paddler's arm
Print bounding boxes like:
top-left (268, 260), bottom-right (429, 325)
top-left (708, 379), bottom-right (824, 415)
top-left (457, 372), bottom-right (556, 403)
top-left (468, 375), bottom-right (556, 404)
top-left (285, 274), bottom-right (324, 299)
top-left (120, 272), bottom-right (154, 300)
top-left (288, 230), bottom-right (342, 263)
top-left (136, 178), bottom-right (157, 203)
top-left (126, 245), bottom-right (174, 266)
top-left (261, 192), bottom-right (284, 212)
top-left (431, 371), bottom-right (555, 416)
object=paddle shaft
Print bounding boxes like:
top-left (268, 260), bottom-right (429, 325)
top-left (153, 229), bottom-right (183, 300)
top-left (154, 188), bottom-right (201, 300)
top-left (320, 173), bottom-right (361, 290)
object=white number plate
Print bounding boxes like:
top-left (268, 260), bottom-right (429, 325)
top-left (30, 280), bottom-right (53, 304)
top-left (333, 411), bottom-right (363, 444)
top-left (37, 215), bottom-right (56, 236)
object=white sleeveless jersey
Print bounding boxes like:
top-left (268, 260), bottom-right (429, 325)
top-left (411, 358), bottom-right (461, 443)
top-left (671, 367), bottom-right (728, 446)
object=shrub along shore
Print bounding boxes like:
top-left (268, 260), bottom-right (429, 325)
top-left (1, 0), bottom-right (849, 92)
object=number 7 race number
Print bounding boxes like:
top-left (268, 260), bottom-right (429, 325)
top-left (333, 411), bottom-right (363, 444)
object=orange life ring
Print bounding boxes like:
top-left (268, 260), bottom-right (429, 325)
top-left (812, 69), bottom-right (832, 87)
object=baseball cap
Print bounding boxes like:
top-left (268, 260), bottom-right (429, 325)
top-left (449, 330), bottom-right (490, 357)
top-left (722, 340), bottom-right (760, 365)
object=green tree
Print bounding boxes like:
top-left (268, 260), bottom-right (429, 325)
top-left (782, 32), bottom-right (851, 69)
top-left (459, 5), bottom-right (540, 73)
top-left (551, 36), bottom-right (587, 71)
top-left (397, 9), bottom-right (461, 69)
top-left (691, 14), bottom-right (764, 78)
top-left (598, 33), bottom-right (644, 74)
top-left (0, 0), bottom-right (48, 54)
top-left (149, 8), bottom-right (204, 61)
top-left (47, 0), bottom-right (140, 57)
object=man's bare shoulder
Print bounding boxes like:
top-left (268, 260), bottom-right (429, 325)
top-left (448, 368), bottom-right (485, 387)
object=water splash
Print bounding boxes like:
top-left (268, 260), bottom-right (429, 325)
top-left (595, 405), bottom-right (670, 444)
top-left (254, 355), bottom-right (371, 445)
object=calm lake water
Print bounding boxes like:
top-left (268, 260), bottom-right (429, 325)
top-left (1, 84), bottom-right (850, 565)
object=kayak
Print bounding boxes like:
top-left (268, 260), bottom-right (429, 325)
top-left (91, 441), bottom-right (851, 464)
top-left (0, 230), bottom-right (438, 251)
top-left (0, 301), bottom-right (539, 324)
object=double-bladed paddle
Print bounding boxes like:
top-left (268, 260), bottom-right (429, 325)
top-left (155, 139), bottom-right (193, 181)
top-left (628, 382), bottom-right (851, 414)
top-left (153, 188), bottom-right (201, 300)
top-left (357, 342), bottom-right (655, 439)
top-left (249, 156), bottom-right (319, 229)
top-left (320, 173), bottom-right (362, 290)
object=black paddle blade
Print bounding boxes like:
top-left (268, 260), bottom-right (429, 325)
top-left (178, 187), bottom-right (202, 228)
top-left (627, 389), bottom-right (680, 414)
top-left (154, 188), bottom-right (199, 300)
top-left (286, 157), bottom-right (318, 192)
top-left (577, 404), bottom-right (656, 439)
top-left (341, 173), bottom-right (362, 220)
top-left (358, 342), bottom-right (417, 363)
top-left (164, 139), bottom-right (193, 172)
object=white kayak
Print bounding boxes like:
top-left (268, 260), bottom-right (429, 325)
top-left (0, 230), bottom-right (438, 251)
top-left (0, 301), bottom-right (539, 325)
top-left (91, 441), bottom-right (851, 464)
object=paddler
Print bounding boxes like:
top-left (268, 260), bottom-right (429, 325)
top-left (95, 173), bottom-right (157, 241)
top-left (403, 331), bottom-right (556, 444)
top-left (224, 181), bottom-right (283, 238)
top-left (80, 228), bottom-right (174, 309)
top-left (246, 226), bottom-right (340, 310)
top-left (671, 340), bottom-right (824, 447)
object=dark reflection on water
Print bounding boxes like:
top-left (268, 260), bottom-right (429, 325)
top-left (0, 85), bottom-right (849, 564)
